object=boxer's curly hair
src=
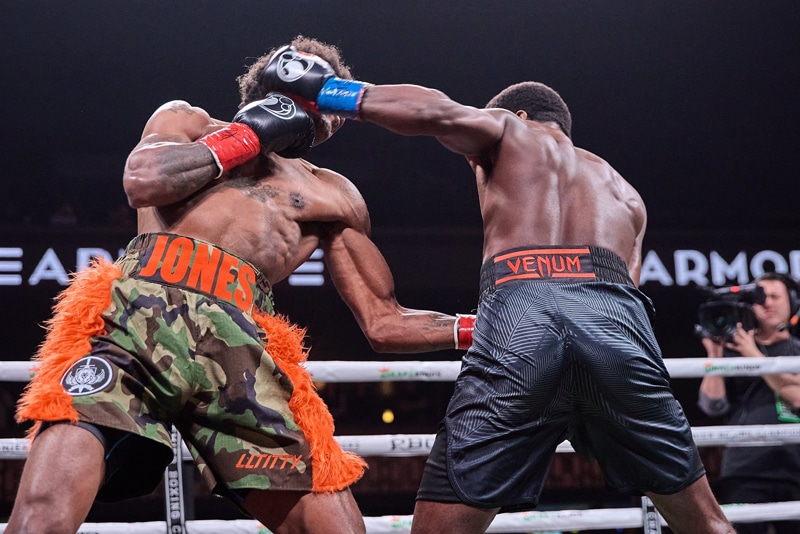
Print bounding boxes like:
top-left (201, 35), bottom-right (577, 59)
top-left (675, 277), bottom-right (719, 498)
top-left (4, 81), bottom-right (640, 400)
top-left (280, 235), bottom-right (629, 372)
top-left (238, 35), bottom-right (354, 107)
top-left (486, 82), bottom-right (572, 138)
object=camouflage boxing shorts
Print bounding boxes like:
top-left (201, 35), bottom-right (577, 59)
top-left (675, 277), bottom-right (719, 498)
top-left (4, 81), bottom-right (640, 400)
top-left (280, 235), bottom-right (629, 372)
top-left (21, 233), bottom-right (333, 502)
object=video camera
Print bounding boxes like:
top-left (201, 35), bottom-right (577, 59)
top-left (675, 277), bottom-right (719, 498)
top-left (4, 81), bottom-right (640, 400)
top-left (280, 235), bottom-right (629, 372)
top-left (694, 283), bottom-right (766, 340)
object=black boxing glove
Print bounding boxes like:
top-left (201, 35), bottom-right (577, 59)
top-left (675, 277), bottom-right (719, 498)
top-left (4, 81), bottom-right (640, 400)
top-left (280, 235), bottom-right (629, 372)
top-left (232, 92), bottom-right (316, 159)
top-left (198, 93), bottom-right (315, 177)
top-left (259, 45), bottom-right (370, 119)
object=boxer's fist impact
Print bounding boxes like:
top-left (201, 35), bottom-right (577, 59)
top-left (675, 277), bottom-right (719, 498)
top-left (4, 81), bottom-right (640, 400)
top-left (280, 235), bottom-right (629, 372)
top-left (455, 314), bottom-right (476, 351)
top-left (259, 45), bottom-right (370, 119)
top-left (260, 45), bottom-right (335, 106)
top-left (198, 93), bottom-right (315, 177)
top-left (232, 93), bottom-right (315, 159)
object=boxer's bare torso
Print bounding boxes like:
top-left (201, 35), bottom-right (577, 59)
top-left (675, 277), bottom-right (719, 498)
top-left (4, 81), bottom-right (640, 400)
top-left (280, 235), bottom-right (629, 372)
top-left (126, 100), bottom-right (364, 286)
top-left (471, 113), bottom-right (647, 283)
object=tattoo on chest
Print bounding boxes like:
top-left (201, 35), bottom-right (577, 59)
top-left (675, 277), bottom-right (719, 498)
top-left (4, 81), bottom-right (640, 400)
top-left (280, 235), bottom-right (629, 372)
top-left (224, 175), bottom-right (305, 209)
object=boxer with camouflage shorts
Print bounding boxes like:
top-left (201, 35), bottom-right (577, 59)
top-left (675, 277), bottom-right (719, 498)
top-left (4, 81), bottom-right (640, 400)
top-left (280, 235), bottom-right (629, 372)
top-left (8, 36), bottom-right (471, 534)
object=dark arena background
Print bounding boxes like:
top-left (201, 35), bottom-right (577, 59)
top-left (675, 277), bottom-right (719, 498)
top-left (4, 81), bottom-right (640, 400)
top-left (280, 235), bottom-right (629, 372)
top-left (1, 2), bottom-right (799, 532)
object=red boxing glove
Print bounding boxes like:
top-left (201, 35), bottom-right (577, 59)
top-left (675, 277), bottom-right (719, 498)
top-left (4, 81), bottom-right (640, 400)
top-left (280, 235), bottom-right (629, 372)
top-left (197, 123), bottom-right (261, 178)
top-left (454, 314), bottom-right (476, 350)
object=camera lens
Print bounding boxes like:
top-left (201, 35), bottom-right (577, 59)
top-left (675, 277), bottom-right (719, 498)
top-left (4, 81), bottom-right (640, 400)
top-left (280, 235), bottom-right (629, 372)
top-left (698, 301), bottom-right (739, 339)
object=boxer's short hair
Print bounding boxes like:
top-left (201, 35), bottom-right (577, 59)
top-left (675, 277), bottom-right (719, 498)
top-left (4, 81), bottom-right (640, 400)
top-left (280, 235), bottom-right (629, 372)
top-left (487, 81), bottom-right (572, 138)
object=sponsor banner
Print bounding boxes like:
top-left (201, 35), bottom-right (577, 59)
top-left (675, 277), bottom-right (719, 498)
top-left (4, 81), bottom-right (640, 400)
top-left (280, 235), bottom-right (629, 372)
top-left (0, 242), bottom-right (323, 287)
top-left (640, 248), bottom-right (800, 287)
top-left (3, 239), bottom-right (799, 289)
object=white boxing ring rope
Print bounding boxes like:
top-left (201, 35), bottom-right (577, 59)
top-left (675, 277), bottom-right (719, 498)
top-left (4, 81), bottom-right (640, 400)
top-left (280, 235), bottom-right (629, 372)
top-left (1, 357), bottom-right (800, 533)
top-left (4, 355), bottom-right (800, 383)
top-left (1, 501), bottom-right (800, 534)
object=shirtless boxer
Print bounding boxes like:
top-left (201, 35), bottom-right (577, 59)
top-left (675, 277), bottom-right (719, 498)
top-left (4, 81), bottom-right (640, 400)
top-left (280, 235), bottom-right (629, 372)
top-left (258, 45), bottom-right (735, 534)
top-left (8, 36), bottom-right (475, 534)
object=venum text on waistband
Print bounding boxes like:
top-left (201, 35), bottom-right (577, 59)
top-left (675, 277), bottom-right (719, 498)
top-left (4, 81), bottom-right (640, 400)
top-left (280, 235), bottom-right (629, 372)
top-left (493, 247), bottom-right (597, 285)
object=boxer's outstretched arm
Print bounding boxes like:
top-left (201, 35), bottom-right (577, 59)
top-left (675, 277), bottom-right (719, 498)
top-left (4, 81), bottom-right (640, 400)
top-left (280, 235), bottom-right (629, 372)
top-left (359, 85), bottom-right (506, 158)
top-left (256, 47), bottom-right (504, 156)
top-left (123, 100), bottom-right (224, 208)
top-left (324, 224), bottom-right (459, 354)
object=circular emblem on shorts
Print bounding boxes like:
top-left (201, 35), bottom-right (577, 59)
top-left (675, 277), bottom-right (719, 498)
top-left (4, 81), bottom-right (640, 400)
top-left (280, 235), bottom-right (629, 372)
top-left (61, 356), bottom-right (114, 396)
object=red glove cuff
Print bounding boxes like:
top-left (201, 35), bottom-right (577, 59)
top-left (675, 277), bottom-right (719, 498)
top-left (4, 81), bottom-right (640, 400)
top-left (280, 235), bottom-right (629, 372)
top-left (197, 123), bottom-right (262, 178)
top-left (454, 314), bottom-right (476, 350)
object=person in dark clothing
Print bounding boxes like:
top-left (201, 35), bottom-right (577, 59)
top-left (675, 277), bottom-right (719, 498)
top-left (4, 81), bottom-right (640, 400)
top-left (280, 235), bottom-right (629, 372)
top-left (699, 272), bottom-right (800, 534)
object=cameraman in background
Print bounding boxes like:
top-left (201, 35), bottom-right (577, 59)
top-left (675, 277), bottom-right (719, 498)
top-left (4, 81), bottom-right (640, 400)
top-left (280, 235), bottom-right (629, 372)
top-left (698, 272), bottom-right (800, 533)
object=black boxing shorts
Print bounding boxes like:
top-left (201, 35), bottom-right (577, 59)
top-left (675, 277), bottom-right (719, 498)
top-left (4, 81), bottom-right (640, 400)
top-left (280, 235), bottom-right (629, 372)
top-left (416, 245), bottom-right (704, 512)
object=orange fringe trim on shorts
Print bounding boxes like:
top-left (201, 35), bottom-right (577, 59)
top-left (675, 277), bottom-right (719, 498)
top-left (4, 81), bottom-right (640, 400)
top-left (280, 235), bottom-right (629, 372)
top-left (253, 311), bottom-right (367, 493)
top-left (16, 258), bottom-right (122, 438)
top-left (14, 260), bottom-right (366, 492)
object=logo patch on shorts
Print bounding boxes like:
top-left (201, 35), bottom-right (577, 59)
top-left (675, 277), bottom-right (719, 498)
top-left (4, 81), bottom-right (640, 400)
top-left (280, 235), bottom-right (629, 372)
top-left (61, 356), bottom-right (114, 396)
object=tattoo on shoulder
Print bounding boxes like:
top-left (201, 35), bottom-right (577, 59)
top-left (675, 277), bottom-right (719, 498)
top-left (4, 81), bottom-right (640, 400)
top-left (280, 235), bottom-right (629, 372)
top-left (165, 101), bottom-right (196, 115)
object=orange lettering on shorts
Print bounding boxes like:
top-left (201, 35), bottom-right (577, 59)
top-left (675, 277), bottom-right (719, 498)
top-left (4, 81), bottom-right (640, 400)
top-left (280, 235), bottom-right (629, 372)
top-left (524, 256), bottom-right (540, 275)
top-left (138, 234), bottom-right (169, 277)
top-left (494, 247), bottom-right (596, 284)
top-left (186, 243), bottom-right (222, 293)
top-left (160, 237), bottom-right (193, 284)
top-left (213, 253), bottom-right (237, 302)
top-left (235, 453), bottom-right (303, 470)
top-left (536, 255), bottom-right (550, 276)
top-left (565, 256), bottom-right (581, 272)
